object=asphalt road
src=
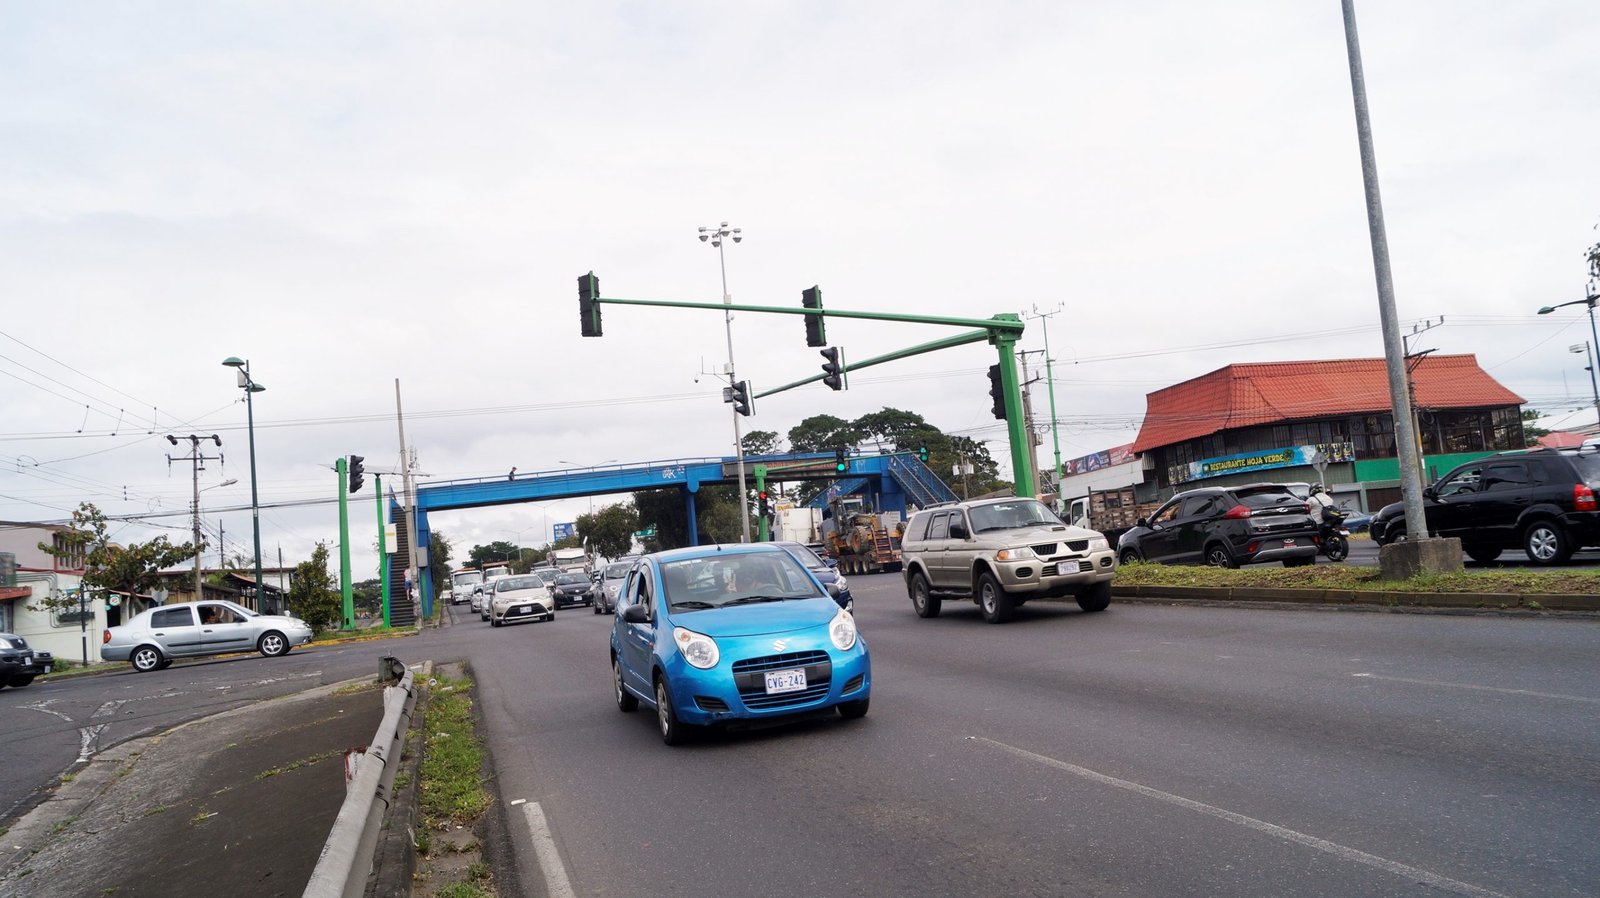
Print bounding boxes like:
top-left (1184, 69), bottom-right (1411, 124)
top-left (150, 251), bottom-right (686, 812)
top-left (8, 588), bottom-right (1597, 897)
top-left (456, 576), bottom-right (1600, 898)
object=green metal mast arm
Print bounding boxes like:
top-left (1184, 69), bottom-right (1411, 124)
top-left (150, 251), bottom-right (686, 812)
top-left (598, 296), bottom-right (1024, 335)
top-left (754, 329), bottom-right (992, 398)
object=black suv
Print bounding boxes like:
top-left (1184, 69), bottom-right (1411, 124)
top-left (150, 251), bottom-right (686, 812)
top-left (1117, 483), bottom-right (1320, 568)
top-left (1369, 447), bottom-right (1600, 565)
top-left (0, 633), bottom-right (53, 689)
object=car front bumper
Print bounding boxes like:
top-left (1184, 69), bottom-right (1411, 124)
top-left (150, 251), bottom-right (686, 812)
top-left (993, 549), bottom-right (1117, 597)
top-left (553, 590), bottom-right (591, 607)
top-left (494, 600), bottom-right (553, 624)
top-left (1, 651), bottom-right (52, 678)
top-left (661, 632), bottom-right (871, 727)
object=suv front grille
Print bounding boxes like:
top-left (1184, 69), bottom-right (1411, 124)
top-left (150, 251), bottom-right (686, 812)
top-left (1041, 561), bottom-right (1093, 576)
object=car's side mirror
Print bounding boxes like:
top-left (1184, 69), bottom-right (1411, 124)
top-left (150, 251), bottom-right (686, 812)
top-left (621, 604), bottom-right (651, 624)
top-left (949, 523), bottom-right (969, 540)
top-left (823, 557), bottom-right (838, 568)
top-left (1136, 517), bottom-right (1148, 528)
top-left (1423, 487), bottom-right (1438, 501)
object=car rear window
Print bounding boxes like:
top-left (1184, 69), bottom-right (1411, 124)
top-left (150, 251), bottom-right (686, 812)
top-left (1568, 454), bottom-right (1600, 482)
top-left (1236, 491), bottom-right (1303, 510)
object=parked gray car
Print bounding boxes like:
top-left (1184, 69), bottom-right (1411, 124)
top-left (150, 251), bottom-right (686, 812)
top-left (101, 601), bottom-right (313, 672)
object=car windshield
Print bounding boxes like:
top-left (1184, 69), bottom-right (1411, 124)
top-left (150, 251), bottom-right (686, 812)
top-left (452, 572), bottom-right (483, 586)
top-left (968, 499), bottom-right (1060, 533)
top-left (661, 552), bottom-right (825, 610)
top-left (556, 573), bottom-right (588, 585)
top-left (497, 577), bottom-right (541, 591)
top-left (605, 563), bottom-right (631, 578)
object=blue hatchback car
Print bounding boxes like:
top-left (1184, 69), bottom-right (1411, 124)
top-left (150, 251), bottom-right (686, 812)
top-left (610, 544), bottom-right (871, 745)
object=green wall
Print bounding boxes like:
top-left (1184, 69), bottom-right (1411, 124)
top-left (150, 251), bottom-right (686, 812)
top-left (1352, 451), bottom-right (1498, 485)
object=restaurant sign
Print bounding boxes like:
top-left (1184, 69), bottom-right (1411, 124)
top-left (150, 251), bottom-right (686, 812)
top-left (1177, 442), bottom-right (1354, 484)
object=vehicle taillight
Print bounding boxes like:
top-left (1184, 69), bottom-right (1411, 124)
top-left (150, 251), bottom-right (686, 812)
top-left (1576, 483), bottom-right (1597, 511)
top-left (102, 629), bottom-right (111, 644)
top-left (1222, 505), bottom-right (1252, 519)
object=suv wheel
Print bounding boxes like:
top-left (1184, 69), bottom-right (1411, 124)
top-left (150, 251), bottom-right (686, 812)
top-left (1076, 581), bottom-right (1111, 613)
top-left (908, 571), bottom-right (941, 619)
top-left (1118, 548), bottom-right (1141, 566)
top-left (1523, 520), bottom-right (1571, 566)
top-left (976, 571), bottom-right (1015, 624)
top-left (1465, 544), bottom-right (1503, 564)
top-left (1205, 544), bottom-right (1238, 569)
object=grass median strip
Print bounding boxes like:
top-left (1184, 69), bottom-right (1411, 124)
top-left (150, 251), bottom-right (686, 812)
top-left (1114, 561), bottom-right (1600, 595)
top-left (419, 674), bottom-right (491, 828)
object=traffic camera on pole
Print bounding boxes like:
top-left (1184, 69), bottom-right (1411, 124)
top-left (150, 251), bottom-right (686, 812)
top-left (347, 455), bottom-right (365, 494)
top-left (820, 347), bottom-right (845, 391)
top-left (728, 380), bottom-right (753, 416)
top-left (987, 364), bottom-right (1007, 420)
top-left (802, 286), bottom-right (826, 347)
top-left (578, 272), bottom-right (603, 337)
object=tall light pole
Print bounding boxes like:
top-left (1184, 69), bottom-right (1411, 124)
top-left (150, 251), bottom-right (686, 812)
top-left (222, 357), bottom-right (267, 610)
top-left (1539, 296), bottom-right (1600, 429)
top-left (698, 221), bottom-right (751, 542)
top-left (501, 528), bottom-right (532, 568)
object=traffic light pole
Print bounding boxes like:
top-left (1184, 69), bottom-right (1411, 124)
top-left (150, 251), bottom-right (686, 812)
top-left (375, 473), bottom-right (390, 628)
top-left (336, 457), bottom-right (354, 630)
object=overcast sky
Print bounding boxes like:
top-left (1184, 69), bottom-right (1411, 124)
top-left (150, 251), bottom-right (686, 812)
top-left (3, 1), bottom-right (1598, 575)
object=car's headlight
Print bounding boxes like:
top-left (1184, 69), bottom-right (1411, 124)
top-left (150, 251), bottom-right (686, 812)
top-left (994, 546), bottom-right (1037, 561)
top-left (833, 575), bottom-right (849, 593)
top-left (672, 627), bottom-right (720, 669)
top-left (829, 609), bottom-right (858, 651)
top-left (1087, 537), bottom-right (1110, 552)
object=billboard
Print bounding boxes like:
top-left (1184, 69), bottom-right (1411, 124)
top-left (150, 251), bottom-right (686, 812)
top-left (1064, 443), bottom-right (1136, 476)
top-left (552, 522), bottom-right (577, 541)
top-left (1175, 442), bottom-right (1355, 484)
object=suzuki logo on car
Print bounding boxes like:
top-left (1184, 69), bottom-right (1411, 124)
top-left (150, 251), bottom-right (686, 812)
top-left (772, 639), bottom-right (789, 652)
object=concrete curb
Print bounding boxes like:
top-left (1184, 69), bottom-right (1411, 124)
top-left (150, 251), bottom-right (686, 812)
top-left (1111, 584), bottom-right (1600, 613)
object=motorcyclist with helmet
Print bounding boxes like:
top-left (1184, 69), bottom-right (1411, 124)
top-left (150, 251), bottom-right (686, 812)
top-left (1308, 483), bottom-right (1349, 562)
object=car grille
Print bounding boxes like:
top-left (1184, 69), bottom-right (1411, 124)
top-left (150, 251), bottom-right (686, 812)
top-left (1031, 539), bottom-right (1092, 557)
top-left (695, 696), bottom-right (729, 712)
top-left (733, 650), bottom-right (832, 710)
top-left (1040, 560), bottom-right (1094, 576)
top-left (842, 674), bottom-right (865, 695)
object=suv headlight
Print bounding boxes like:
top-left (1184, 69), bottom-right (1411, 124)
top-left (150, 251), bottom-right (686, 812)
top-left (833, 575), bottom-right (849, 593)
top-left (673, 626), bottom-right (720, 669)
top-left (994, 546), bottom-right (1037, 562)
top-left (829, 609), bottom-right (858, 651)
top-left (1087, 536), bottom-right (1109, 552)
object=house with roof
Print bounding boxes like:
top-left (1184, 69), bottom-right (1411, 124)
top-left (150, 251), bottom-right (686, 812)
top-left (1059, 355), bottom-right (1525, 515)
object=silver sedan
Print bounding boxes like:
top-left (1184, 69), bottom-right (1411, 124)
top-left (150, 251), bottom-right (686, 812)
top-left (101, 600), bottom-right (313, 672)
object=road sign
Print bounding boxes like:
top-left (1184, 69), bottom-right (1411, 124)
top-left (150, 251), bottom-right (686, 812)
top-left (553, 522), bottom-right (577, 540)
top-left (632, 527), bottom-right (657, 539)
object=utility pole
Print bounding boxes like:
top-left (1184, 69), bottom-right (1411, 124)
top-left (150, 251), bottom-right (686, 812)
top-left (167, 434), bottom-right (222, 601)
top-left (1027, 305), bottom-right (1066, 511)
top-left (396, 379), bottom-right (420, 617)
top-left (698, 222), bottom-right (752, 542)
top-left (1403, 317), bottom-right (1443, 478)
top-left (1019, 351), bottom-right (1042, 500)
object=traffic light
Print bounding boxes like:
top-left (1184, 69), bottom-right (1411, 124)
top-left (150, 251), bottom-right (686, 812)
top-left (578, 272), bottom-right (602, 338)
top-left (728, 380), bottom-right (753, 416)
top-left (757, 490), bottom-right (772, 517)
top-left (802, 286), bottom-right (826, 347)
top-left (988, 364), bottom-right (1007, 420)
top-left (918, 444), bottom-right (930, 463)
top-left (834, 447), bottom-right (849, 473)
top-left (347, 455), bottom-right (365, 494)
top-left (820, 347), bottom-right (844, 391)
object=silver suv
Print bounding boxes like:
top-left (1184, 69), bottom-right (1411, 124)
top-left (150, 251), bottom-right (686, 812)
top-left (901, 497), bottom-right (1116, 623)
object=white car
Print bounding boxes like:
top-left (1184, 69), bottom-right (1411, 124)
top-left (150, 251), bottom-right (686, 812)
top-left (490, 575), bottom-right (555, 627)
top-left (101, 600), bottom-right (313, 672)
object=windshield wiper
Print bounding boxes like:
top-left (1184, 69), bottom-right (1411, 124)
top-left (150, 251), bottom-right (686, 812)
top-left (670, 601), bottom-right (718, 610)
top-left (723, 595), bottom-right (788, 606)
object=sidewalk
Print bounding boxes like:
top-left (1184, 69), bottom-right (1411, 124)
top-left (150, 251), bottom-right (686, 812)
top-left (0, 680), bottom-right (388, 898)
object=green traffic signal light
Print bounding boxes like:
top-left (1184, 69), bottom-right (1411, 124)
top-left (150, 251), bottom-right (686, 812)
top-left (918, 444), bottom-right (929, 463)
top-left (834, 447), bottom-right (848, 473)
top-left (578, 272), bottom-right (603, 337)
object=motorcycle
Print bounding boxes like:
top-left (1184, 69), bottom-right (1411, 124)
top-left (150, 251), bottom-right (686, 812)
top-left (1315, 506), bottom-right (1350, 562)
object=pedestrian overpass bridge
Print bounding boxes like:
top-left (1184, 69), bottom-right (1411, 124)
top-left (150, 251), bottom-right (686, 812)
top-left (398, 451), bottom-right (957, 612)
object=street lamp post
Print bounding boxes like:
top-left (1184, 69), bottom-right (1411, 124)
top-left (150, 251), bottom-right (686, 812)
top-left (222, 357), bottom-right (267, 611)
top-left (501, 529), bottom-right (532, 569)
top-left (698, 221), bottom-right (751, 543)
top-left (1539, 296), bottom-right (1600, 429)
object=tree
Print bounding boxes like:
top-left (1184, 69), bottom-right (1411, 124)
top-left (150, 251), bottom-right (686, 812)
top-left (787, 414), bottom-right (860, 452)
top-left (577, 502), bottom-right (640, 559)
top-left (1521, 409), bottom-right (1550, 447)
top-left (854, 407), bottom-right (931, 449)
top-left (742, 430), bottom-right (784, 455)
top-left (34, 503), bottom-right (200, 614)
top-left (468, 541), bottom-right (522, 569)
top-left (631, 484), bottom-right (744, 550)
top-left (428, 531), bottom-right (453, 598)
top-left (287, 542), bottom-right (340, 632)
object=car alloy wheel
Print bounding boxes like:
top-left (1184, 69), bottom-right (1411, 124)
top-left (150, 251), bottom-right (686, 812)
top-left (613, 656), bottom-right (637, 712)
top-left (1205, 544), bottom-right (1238, 568)
top-left (977, 571), bottom-right (1014, 624)
top-left (131, 646), bottom-right (163, 673)
top-left (1524, 521), bottom-right (1568, 565)
top-left (259, 632), bottom-right (288, 657)
top-left (655, 677), bottom-right (688, 745)
top-left (1118, 548), bottom-right (1141, 565)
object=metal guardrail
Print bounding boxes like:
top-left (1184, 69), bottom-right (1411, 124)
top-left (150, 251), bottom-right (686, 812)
top-left (302, 662), bottom-right (418, 898)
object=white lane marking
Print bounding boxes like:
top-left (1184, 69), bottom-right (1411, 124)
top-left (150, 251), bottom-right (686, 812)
top-left (520, 801), bottom-right (576, 898)
top-left (18, 702), bottom-right (73, 723)
top-left (1351, 672), bottom-right (1600, 705)
top-left (972, 736), bottom-right (1515, 898)
top-left (76, 700), bottom-right (129, 763)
